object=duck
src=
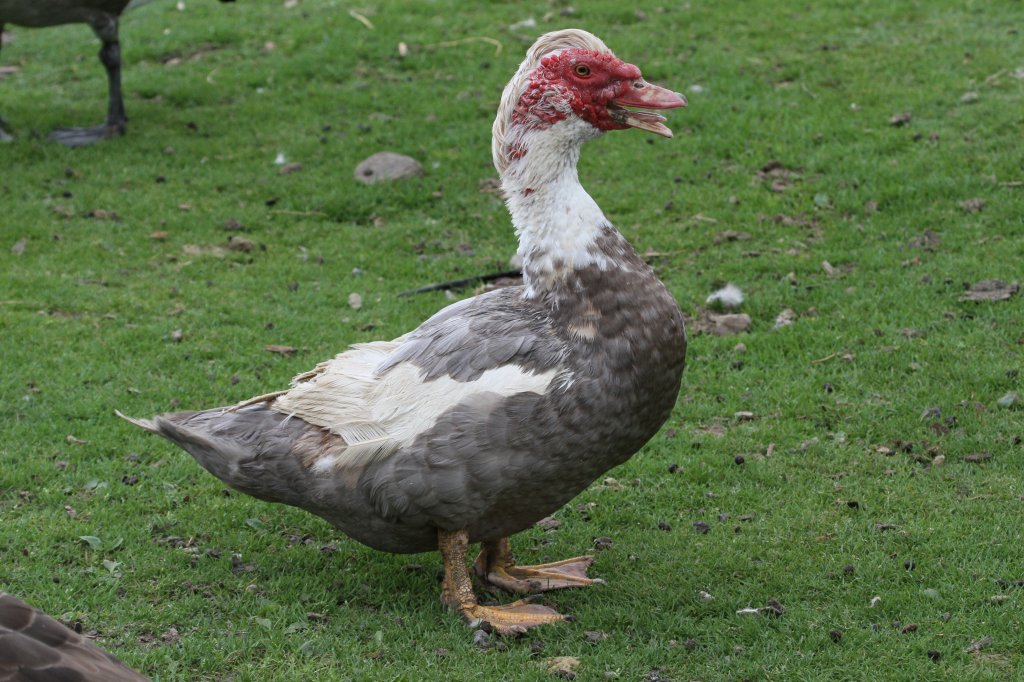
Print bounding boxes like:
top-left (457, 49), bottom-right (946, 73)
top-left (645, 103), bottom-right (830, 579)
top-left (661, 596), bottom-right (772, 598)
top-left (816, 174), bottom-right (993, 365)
top-left (0, 0), bottom-right (233, 146)
top-left (0, 593), bottom-right (148, 681)
top-left (120, 28), bottom-right (688, 634)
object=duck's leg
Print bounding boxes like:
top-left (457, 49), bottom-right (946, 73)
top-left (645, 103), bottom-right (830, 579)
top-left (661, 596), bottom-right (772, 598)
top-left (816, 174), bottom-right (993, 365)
top-left (1, 24), bottom-right (11, 142)
top-left (50, 14), bottom-right (127, 146)
top-left (438, 529), bottom-right (568, 634)
top-left (474, 537), bottom-right (602, 594)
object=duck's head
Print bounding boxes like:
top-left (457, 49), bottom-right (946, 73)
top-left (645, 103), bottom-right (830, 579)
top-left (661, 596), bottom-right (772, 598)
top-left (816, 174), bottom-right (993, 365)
top-left (492, 29), bottom-right (686, 174)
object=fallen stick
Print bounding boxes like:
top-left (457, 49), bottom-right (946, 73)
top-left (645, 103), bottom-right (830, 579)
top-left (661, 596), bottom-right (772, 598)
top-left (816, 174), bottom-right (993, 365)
top-left (397, 269), bottom-right (522, 297)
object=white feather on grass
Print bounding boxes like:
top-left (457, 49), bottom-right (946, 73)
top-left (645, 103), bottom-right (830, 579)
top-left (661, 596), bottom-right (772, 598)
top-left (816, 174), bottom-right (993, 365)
top-left (706, 283), bottom-right (745, 310)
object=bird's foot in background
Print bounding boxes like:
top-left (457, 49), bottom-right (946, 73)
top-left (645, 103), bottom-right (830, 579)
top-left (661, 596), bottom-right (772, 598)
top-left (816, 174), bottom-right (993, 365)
top-left (49, 121), bottom-right (124, 147)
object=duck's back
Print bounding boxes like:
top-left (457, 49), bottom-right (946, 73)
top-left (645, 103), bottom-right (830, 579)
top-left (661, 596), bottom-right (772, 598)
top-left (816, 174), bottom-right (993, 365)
top-left (0, 0), bottom-right (130, 27)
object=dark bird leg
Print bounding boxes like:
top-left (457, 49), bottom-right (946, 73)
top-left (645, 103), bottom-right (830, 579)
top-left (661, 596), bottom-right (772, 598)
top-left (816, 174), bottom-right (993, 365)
top-left (438, 529), bottom-right (568, 634)
top-left (0, 23), bottom-right (12, 142)
top-left (50, 14), bottom-right (127, 146)
top-left (474, 537), bottom-right (602, 594)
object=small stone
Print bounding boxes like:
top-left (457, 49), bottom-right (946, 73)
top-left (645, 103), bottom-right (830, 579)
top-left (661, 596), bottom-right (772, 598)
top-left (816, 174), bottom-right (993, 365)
top-left (829, 629), bottom-right (843, 642)
top-left (545, 656), bottom-right (580, 679)
top-left (227, 235), bottom-right (254, 252)
top-left (536, 517), bottom-right (560, 531)
top-left (710, 313), bottom-right (751, 336)
top-left (959, 197), bottom-right (985, 213)
top-left (693, 521), bottom-right (711, 534)
top-left (593, 536), bottom-right (613, 551)
top-left (997, 391), bottom-right (1019, 408)
top-left (657, 521), bottom-right (672, 531)
top-left (842, 564), bottom-right (854, 576)
top-left (734, 455), bottom-right (745, 465)
top-left (354, 152), bottom-right (423, 184)
top-left (774, 308), bottom-right (797, 329)
top-left (472, 629), bottom-right (490, 649)
top-left (889, 111), bottom-right (912, 126)
top-left (960, 279), bottom-right (1018, 302)
top-left (927, 650), bottom-right (941, 662)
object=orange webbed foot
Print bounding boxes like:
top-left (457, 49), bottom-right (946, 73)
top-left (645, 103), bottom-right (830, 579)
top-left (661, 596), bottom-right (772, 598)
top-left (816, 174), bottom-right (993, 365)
top-left (475, 538), bottom-right (604, 593)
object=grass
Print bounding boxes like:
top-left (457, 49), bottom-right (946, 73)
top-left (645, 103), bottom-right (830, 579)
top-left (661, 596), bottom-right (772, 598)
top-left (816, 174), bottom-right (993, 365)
top-left (1, 0), bottom-right (1022, 679)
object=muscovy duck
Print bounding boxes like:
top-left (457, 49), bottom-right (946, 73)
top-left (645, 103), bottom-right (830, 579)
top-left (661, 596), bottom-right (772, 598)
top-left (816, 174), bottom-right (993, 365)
top-left (0, 593), bottom-right (148, 681)
top-left (121, 28), bottom-right (687, 634)
top-left (0, 0), bottom-right (233, 146)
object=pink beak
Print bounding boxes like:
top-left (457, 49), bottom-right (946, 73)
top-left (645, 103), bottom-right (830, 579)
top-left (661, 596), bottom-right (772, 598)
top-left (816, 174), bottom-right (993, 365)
top-left (608, 80), bottom-right (688, 138)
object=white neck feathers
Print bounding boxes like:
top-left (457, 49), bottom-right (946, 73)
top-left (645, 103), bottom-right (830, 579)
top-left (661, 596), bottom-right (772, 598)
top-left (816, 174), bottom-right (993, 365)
top-left (500, 120), bottom-right (614, 296)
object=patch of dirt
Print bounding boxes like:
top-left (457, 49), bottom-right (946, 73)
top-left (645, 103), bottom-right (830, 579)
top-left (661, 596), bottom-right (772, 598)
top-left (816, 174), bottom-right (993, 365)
top-left (755, 160), bottom-right (801, 192)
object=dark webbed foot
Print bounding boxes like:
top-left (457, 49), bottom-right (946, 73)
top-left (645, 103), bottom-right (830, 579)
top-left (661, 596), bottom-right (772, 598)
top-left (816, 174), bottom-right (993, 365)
top-left (475, 537), bottom-right (603, 593)
top-left (49, 122), bottom-right (125, 147)
top-left (48, 15), bottom-right (128, 148)
top-left (0, 116), bottom-right (12, 142)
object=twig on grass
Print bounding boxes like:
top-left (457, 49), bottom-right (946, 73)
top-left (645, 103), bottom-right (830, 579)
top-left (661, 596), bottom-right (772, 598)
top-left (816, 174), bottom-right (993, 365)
top-left (397, 269), bottom-right (522, 297)
top-left (423, 36), bottom-right (503, 56)
top-left (349, 9), bottom-right (374, 30)
top-left (270, 209), bottom-right (327, 217)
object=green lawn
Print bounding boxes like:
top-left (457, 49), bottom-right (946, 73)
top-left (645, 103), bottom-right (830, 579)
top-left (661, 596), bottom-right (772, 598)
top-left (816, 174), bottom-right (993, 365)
top-left (2, 1), bottom-right (1022, 680)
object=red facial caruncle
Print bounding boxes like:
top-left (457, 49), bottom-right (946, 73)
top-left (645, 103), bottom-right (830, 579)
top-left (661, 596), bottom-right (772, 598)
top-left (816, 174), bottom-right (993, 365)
top-left (511, 48), bottom-right (686, 136)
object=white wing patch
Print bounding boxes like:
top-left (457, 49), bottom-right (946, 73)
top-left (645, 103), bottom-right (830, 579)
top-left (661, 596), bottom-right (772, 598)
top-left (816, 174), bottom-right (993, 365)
top-left (273, 340), bottom-right (558, 471)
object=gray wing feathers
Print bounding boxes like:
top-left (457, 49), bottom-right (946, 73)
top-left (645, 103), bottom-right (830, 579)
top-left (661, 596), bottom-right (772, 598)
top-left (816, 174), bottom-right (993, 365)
top-left (379, 288), bottom-right (564, 382)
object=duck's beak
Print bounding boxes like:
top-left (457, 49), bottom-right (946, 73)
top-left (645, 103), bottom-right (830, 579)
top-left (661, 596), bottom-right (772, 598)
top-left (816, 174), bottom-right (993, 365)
top-left (608, 80), bottom-right (687, 138)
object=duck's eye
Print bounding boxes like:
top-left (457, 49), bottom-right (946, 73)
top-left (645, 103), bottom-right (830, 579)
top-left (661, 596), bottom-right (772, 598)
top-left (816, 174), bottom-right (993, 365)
top-left (574, 64), bottom-right (591, 78)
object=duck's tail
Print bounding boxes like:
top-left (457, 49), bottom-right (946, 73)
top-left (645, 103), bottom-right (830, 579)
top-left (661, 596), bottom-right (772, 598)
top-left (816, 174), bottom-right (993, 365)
top-left (116, 406), bottom-right (331, 506)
